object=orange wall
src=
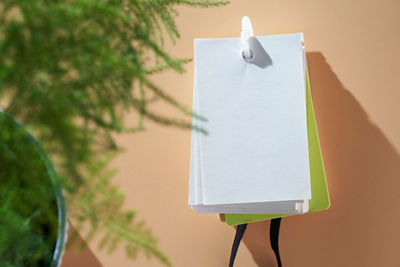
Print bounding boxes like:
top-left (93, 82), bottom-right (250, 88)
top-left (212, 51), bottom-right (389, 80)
top-left (63, 0), bottom-right (400, 266)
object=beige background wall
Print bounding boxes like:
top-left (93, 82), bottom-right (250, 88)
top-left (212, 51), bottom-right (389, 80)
top-left (63, 0), bottom-right (400, 266)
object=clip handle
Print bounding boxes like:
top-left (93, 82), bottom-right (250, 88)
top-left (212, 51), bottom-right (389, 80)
top-left (241, 16), bottom-right (254, 61)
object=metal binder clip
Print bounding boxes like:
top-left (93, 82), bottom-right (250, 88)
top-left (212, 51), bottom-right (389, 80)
top-left (241, 16), bottom-right (254, 62)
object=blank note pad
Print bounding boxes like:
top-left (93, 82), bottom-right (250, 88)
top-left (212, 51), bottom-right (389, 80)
top-left (189, 33), bottom-right (311, 213)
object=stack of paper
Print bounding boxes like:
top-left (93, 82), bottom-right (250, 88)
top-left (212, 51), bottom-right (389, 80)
top-left (189, 33), bottom-right (313, 214)
top-left (222, 72), bottom-right (330, 225)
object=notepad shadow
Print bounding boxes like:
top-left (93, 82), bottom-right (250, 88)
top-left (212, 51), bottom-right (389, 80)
top-left (240, 52), bottom-right (400, 267)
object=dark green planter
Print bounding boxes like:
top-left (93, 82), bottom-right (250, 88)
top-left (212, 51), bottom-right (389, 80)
top-left (0, 110), bottom-right (68, 267)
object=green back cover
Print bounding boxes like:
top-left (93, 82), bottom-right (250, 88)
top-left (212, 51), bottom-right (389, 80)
top-left (225, 75), bottom-right (330, 226)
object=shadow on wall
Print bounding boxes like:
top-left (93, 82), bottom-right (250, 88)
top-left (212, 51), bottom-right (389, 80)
top-left (241, 52), bottom-right (400, 267)
top-left (61, 223), bottom-right (103, 267)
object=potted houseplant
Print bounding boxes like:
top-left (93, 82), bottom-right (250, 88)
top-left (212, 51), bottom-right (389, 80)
top-left (0, 111), bottom-right (67, 267)
top-left (0, 0), bottom-right (227, 266)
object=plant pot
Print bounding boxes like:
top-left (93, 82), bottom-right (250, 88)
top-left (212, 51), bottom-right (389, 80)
top-left (0, 110), bottom-right (68, 267)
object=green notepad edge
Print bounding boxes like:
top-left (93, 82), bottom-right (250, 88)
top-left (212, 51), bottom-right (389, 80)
top-left (225, 74), bottom-right (330, 226)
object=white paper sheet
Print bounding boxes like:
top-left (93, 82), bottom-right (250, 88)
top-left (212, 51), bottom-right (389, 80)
top-left (189, 33), bottom-right (311, 210)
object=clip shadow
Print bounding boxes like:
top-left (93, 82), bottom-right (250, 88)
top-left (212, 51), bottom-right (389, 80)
top-left (247, 37), bottom-right (272, 68)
